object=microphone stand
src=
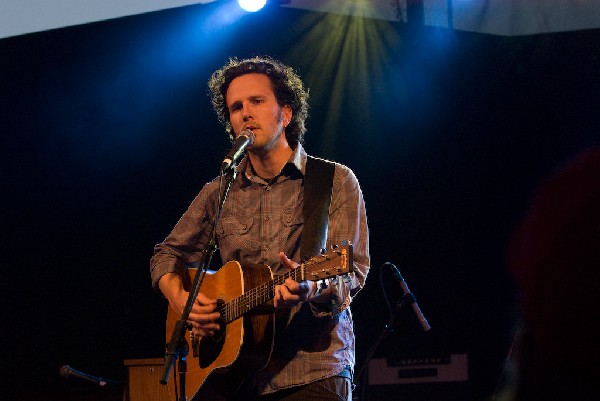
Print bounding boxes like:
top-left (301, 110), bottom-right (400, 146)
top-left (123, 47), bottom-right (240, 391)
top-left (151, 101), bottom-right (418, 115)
top-left (354, 294), bottom-right (421, 401)
top-left (160, 167), bottom-right (238, 400)
top-left (354, 262), bottom-right (431, 401)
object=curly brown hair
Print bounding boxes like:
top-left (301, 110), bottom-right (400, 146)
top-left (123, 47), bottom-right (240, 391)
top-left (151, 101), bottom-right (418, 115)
top-left (208, 56), bottom-right (309, 148)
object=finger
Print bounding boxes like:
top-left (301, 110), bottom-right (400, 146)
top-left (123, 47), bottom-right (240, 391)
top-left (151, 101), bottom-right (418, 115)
top-left (187, 315), bottom-right (221, 330)
top-left (196, 294), bottom-right (217, 306)
top-left (279, 252), bottom-right (299, 269)
top-left (281, 284), bottom-right (305, 306)
top-left (274, 286), bottom-right (287, 309)
top-left (284, 278), bottom-right (310, 295)
top-left (192, 296), bottom-right (219, 315)
top-left (192, 327), bottom-right (216, 338)
top-left (189, 310), bottom-right (221, 323)
top-left (279, 282), bottom-right (293, 298)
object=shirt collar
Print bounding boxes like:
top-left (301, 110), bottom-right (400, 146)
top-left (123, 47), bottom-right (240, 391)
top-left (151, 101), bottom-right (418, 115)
top-left (238, 143), bottom-right (308, 180)
top-left (289, 142), bottom-right (307, 176)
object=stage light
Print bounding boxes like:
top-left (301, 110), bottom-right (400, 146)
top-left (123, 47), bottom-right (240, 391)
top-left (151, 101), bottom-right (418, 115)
top-left (237, 0), bottom-right (267, 12)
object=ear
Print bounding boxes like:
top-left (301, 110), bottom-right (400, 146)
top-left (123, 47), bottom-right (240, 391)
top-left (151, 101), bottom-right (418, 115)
top-left (283, 105), bottom-right (292, 127)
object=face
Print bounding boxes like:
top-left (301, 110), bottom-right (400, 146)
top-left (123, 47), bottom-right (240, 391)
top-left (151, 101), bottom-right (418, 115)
top-left (226, 73), bottom-right (292, 153)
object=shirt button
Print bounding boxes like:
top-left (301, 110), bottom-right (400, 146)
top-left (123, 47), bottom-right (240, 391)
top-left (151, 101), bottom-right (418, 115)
top-left (265, 217), bottom-right (269, 221)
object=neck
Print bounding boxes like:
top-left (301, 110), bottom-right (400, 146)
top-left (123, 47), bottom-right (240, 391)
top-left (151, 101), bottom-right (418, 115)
top-left (248, 144), bottom-right (293, 180)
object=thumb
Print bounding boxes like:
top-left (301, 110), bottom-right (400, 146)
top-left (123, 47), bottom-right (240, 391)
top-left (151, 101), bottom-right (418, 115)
top-left (279, 251), bottom-right (299, 269)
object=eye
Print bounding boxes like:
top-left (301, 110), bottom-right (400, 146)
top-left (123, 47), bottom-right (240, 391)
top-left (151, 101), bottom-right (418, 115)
top-left (229, 102), bottom-right (242, 113)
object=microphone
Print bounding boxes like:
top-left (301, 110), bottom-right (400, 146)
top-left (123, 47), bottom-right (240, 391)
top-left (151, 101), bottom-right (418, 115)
top-left (59, 365), bottom-right (108, 387)
top-left (221, 129), bottom-right (255, 173)
top-left (388, 263), bottom-right (431, 332)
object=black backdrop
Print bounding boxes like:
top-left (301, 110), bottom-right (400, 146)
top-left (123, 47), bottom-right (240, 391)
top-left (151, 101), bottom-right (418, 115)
top-left (2, 3), bottom-right (599, 400)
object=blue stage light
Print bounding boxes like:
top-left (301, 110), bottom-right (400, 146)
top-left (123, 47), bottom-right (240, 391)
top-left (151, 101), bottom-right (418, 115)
top-left (237, 0), bottom-right (267, 12)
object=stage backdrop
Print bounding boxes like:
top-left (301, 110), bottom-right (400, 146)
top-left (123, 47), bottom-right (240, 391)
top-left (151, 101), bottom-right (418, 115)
top-left (1, 3), bottom-right (599, 400)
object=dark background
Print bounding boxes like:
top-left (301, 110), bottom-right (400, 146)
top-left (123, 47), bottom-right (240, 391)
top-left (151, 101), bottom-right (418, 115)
top-left (2, 2), bottom-right (599, 400)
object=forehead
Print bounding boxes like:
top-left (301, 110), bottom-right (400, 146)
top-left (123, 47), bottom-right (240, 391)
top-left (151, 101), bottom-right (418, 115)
top-left (226, 73), bottom-right (275, 104)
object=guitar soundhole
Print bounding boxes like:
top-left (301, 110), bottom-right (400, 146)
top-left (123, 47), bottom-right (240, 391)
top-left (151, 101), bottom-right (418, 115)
top-left (197, 299), bottom-right (226, 368)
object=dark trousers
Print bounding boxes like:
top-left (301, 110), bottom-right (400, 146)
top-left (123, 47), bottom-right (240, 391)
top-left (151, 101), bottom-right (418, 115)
top-left (254, 376), bottom-right (352, 401)
top-left (194, 374), bottom-right (352, 401)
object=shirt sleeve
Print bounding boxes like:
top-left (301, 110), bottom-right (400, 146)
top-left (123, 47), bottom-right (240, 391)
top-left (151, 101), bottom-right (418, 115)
top-left (149, 179), bottom-right (219, 292)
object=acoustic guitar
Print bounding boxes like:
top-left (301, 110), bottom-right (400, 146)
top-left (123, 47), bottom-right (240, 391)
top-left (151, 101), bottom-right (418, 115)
top-left (164, 242), bottom-right (353, 400)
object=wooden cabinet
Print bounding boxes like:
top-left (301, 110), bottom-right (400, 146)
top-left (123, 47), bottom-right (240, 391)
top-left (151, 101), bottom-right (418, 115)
top-left (124, 358), bottom-right (171, 401)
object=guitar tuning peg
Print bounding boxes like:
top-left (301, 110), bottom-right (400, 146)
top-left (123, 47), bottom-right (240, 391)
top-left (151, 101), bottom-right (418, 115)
top-left (320, 279), bottom-right (329, 290)
top-left (331, 276), bottom-right (339, 286)
top-left (320, 248), bottom-right (327, 254)
top-left (343, 274), bottom-right (351, 283)
top-left (332, 244), bottom-right (339, 249)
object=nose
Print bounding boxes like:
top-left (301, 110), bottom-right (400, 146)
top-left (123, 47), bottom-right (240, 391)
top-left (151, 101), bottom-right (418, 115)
top-left (242, 102), bottom-right (253, 121)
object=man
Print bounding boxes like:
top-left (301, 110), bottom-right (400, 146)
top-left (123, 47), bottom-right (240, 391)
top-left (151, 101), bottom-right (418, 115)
top-left (150, 56), bottom-right (370, 400)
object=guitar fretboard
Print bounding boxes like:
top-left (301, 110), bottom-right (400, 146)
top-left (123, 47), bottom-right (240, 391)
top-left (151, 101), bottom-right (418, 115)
top-left (219, 268), bottom-right (303, 323)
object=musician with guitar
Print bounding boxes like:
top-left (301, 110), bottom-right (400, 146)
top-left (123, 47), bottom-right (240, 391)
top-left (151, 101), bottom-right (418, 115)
top-left (150, 56), bottom-right (370, 400)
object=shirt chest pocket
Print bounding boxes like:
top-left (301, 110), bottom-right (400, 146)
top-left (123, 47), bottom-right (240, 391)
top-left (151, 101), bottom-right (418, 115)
top-left (281, 207), bottom-right (303, 228)
top-left (216, 215), bottom-right (253, 239)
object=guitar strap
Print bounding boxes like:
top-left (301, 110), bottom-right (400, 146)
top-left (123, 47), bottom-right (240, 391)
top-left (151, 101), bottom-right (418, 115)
top-left (300, 155), bottom-right (335, 262)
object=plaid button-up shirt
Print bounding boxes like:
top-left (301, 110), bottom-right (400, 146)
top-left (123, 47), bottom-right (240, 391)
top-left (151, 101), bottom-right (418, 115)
top-left (151, 143), bottom-right (370, 394)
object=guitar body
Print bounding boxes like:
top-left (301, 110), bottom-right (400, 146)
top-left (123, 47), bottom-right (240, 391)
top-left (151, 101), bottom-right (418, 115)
top-left (165, 261), bottom-right (275, 400)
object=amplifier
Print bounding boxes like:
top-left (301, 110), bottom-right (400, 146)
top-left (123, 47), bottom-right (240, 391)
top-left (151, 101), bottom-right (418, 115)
top-left (368, 353), bottom-right (468, 385)
top-left (366, 354), bottom-right (469, 401)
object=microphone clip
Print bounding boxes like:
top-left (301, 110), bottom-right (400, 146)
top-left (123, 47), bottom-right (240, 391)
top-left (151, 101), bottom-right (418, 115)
top-left (397, 291), bottom-right (418, 309)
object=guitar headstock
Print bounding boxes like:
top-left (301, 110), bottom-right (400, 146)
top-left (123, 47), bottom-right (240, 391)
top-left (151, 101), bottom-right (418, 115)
top-left (301, 242), bottom-right (354, 282)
